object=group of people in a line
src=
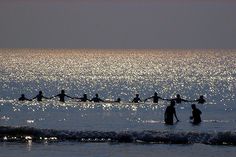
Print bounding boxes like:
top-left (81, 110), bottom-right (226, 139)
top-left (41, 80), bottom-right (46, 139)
top-left (18, 90), bottom-right (119, 103)
top-left (19, 91), bottom-right (205, 104)
top-left (18, 90), bottom-right (205, 125)
top-left (132, 92), bottom-right (205, 104)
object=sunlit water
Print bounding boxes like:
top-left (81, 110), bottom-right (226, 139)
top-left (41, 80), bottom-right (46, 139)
top-left (0, 49), bottom-right (236, 156)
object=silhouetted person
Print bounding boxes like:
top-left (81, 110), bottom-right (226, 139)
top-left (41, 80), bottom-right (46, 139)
top-left (75, 94), bottom-right (90, 102)
top-left (18, 94), bottom-right (31, 101)
top-left (132, 94), bottom-right (142, 103)
top-left (53, 90), bottom-right (73, 102)
top-left (190, 104), bottom-right (202, 125)
top-left (115, 98), bottom-right (121, 103)
top-left (194, 95), bottom-right (206, 104)
top-left (170, 94), bottom-right (188, 104)
top-left (91, 94), bottom-right (104, 102)
top-left (164, 100), bottom-right (179, 125)
top-left (144, 92), bottom-right (163, 103)
top-left (32, 91), bottom-right (49, 101)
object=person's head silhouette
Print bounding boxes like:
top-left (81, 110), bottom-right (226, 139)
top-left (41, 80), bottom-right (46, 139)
top-left (117, 98), bottom-right (121, 102)
top-left (191, 104), bottom-right (196, 109)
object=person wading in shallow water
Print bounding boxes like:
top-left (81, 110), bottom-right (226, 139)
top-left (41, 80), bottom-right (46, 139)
top-left (132, 94), bottom-right (142, 103)
top-left (168, 94), bottom-right (189, 104)
top-left (193, 95), bottom-right (206, 104)
top-left (52, 90), bottom-right (73, 102)
top-left (164, 100), bottom-right (179, 125)
top-left (18, 94), bottom-right (31, 101)
top-left (32, 91), bottom-right (49, 101)
top-left (144, 92), bottom-right (164, 103)
top-left (190, 104), bottom-right (202, 125)
top-left (91, 94), bottom-right (104, 102)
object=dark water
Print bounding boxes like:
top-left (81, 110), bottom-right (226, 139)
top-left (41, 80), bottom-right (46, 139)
top-left (0, 49), bottom-right (236, 156)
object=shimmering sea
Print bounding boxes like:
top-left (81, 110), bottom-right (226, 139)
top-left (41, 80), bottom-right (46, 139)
top-left (0, 49), bottom-right (236, 157)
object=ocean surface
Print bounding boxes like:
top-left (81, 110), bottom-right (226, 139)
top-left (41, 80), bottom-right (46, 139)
top-left (0, 49), bottom-right (236, 156)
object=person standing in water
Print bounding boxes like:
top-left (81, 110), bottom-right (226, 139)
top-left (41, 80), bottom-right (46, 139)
top-left (32, 91), bottom-right (49, 101)
top-left (52, 90), bottom-right (73, 102)
top-left (18, 94), bottom-right (31, 101)
top-left (91, 94), bottom-right (104, 102)
top-left (190, 104), bottom-right (202, 124)
top-left (164, 100), bottom-right (179, 125)
top-left (144, 92), bottom-right (163, 103)
top-left (169, 94), bottom-right (189, 104)
top-left (193, 95), bottom-right (206, 104)
top-left (114, 98), bottom-right (121, 103)
top-left (132, 94), bottom-right (142, 103)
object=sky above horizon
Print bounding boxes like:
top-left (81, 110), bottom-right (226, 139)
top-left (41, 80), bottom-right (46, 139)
top-left (0, 0), bottom-right (236, 49)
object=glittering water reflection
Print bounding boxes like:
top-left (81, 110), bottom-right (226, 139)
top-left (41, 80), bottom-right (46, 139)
top-left (0, 49), bottom-right (235, 106)
top-left (0, 49), bottom-right (236, 131)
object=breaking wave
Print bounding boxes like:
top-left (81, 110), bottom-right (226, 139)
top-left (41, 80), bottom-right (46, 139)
top-left (0, 126), bottom-right (236, 145)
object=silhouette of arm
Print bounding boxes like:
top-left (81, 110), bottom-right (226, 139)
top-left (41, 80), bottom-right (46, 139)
top-left (42, 96), bottom-right (50, 99)
top-left (65, 94), bottom-right (73, 99)
top-left (174, 110), bottom-right (179, 121)
top-left (50, 94), bottom-right (59, 99)
top-left (42, 95), bottom-right (50, 99)
top-left (99, 98), bottom-right (104, 102)
top-left (131, 99), bottom-right (135, 103)
top-left (74, 97), bottom-right (84, 101)
top-left (188, 99), bottom-right (198, 102)
top-left (175, 113), bottom-right (179, 121)
top-left (32, 95), bottom-right (38, 100)
top-left (49, 96), bottom-right (54, 99)
top-left (181, 98), bottom-right (190, 102)
top-left (25, 97), bottom-right (32, 101)
top-left (144, 96), bottom-right (153, 102)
